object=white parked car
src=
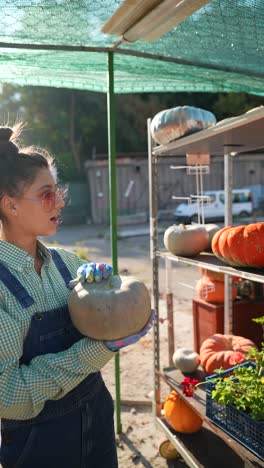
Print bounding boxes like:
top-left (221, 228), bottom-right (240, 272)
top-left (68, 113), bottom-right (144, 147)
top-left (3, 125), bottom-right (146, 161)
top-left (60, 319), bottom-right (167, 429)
top-left (174, 189), bottom-right (253, 223)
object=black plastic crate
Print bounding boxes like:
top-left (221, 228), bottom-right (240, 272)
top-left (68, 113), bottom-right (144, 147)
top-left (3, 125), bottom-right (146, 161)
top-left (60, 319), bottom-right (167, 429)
top-left (205, 362), bottom-right (264, 461)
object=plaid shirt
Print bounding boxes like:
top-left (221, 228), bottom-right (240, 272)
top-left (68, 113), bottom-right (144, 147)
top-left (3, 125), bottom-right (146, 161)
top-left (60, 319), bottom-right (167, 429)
top-left (0, 240), bottom-right (113, 421)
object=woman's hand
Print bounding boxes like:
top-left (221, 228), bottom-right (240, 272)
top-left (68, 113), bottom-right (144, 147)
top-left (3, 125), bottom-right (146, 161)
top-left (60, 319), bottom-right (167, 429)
top-left (103, 309), bottom-right (156, 351)
top-left (77, 262), bottom-right (113, 283)
top-left (68, 262), bottom-right (113, 289)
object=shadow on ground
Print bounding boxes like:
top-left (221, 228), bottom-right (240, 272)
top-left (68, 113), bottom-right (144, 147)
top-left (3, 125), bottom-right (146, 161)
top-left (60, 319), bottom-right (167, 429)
top-left (116, 433), bottom-right (188, 467)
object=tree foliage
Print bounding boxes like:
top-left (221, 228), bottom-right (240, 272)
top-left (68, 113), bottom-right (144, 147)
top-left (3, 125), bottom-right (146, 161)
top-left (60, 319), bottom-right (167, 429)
top-left (0, 84), bottom-right (263, 181)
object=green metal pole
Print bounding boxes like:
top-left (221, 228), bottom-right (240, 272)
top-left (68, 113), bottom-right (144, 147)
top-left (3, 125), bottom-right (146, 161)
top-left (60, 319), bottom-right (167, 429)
top-left (107, 51), bottom-right (122, 433)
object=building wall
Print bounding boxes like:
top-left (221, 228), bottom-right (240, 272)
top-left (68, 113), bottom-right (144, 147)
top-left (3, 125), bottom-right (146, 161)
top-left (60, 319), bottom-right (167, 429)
top-left (84, 154), bottom-right (264, 224)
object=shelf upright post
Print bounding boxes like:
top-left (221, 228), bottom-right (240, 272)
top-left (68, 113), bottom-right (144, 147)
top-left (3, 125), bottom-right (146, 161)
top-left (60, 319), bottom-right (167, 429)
top-left (165, 257), bottom-right (175, 367)
top-left (195, 165), bottom-right (201, 223)
top-left (224, 150), bottom-right (233, 334)
top-left (147, 118), bottom-right (161, 417)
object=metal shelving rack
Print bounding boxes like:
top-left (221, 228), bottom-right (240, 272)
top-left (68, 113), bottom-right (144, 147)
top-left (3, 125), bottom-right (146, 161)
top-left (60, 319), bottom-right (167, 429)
top-left (148, 107), bottom-right (264, 467)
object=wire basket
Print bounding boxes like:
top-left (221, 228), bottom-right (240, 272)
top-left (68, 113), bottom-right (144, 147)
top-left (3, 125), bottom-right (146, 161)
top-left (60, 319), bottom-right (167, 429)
top-left (205, 363), bottom-right (264, 461)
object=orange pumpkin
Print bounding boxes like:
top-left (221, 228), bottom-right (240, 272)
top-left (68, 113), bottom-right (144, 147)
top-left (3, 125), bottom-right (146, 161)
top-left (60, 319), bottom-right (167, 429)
top-left (200, 333), bottom-right (256, 375)
top-left (195, 277), bottom-right (237, 303)
top-left (225, 225), bottom-right (248, 266)
top-left (164, 390), bottom-right (203, 433)
top-left (218, 227), bottom-right (239, 266)
top-left (212, 223), bottom-right (264, 267)
top-left (211, 226), bottom-right (230, 263)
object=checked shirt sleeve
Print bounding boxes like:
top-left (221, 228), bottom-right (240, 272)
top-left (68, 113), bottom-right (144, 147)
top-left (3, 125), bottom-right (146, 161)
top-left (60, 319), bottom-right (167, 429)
top-left (0, 308), bottom-right (114, 421)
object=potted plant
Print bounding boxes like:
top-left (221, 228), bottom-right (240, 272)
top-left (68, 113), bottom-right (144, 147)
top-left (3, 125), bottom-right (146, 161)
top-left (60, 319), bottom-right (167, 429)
top-left (205, 343), bottom-right (264, 460)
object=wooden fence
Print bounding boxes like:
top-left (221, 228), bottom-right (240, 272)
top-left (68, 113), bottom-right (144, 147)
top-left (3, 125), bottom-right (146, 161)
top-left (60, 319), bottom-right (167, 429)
top-left (84, 153), bottom-right (264, 224)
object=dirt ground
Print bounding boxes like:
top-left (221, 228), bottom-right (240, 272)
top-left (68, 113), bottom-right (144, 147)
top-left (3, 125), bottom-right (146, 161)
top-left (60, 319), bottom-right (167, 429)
top-left (43, 223), bottom-right (201, 468)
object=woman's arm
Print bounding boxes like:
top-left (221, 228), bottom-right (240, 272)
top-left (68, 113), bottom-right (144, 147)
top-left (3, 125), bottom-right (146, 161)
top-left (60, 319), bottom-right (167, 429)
top-left (0, 308), bottom-right (114, 421)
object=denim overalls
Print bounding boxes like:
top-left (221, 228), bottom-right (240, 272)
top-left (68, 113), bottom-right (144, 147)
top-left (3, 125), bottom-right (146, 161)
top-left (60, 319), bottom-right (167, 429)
top-left (0, 249), bottom-right (118, 468)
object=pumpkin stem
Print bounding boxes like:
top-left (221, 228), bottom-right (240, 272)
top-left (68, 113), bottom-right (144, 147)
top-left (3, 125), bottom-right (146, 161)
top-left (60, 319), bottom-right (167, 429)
top-left (195, 381), bottom-right (206, 389)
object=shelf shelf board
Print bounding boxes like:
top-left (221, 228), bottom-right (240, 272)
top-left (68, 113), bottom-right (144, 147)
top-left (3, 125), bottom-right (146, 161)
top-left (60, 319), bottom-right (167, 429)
top-left (156, 417), bottom-right (201, 468)
top-left (152, 106), bottom-right (264, 157)
top-left (160, 368), bottom-right (263, 467)
top-left (156, 416), bottom-right (261, 468)
top-left (159, 250), bottom-right (264, 283)
top-left (150, 107), bottom-right (264, 467)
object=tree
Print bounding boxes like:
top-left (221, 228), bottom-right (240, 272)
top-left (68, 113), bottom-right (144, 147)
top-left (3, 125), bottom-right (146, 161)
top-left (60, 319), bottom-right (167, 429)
top-left (0, 84), bottom-right (263, 181)
top-left (0, 85), bottom-right (108, 180)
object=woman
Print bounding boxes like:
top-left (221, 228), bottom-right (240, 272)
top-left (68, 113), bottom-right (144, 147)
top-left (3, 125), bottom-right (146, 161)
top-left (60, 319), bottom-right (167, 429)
top-left (0, 124), bottom-right (154, 468)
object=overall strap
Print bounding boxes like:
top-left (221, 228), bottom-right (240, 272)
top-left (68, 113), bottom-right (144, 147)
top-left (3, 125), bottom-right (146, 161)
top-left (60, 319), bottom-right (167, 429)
top-left (49, 248), bottom-right (72, 288)
top-left (0, 263), bottom-right (34, 309)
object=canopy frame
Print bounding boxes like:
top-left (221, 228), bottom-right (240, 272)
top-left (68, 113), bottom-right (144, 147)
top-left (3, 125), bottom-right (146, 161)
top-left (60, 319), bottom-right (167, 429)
top-left (0, 42), bottom-right (263, 80)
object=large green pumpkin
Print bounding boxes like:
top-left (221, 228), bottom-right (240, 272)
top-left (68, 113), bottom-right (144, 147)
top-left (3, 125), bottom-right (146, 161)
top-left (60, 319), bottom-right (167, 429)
top-left (151, 105), bottom-right (216, 145)
top-left (68, 275), bottom-right (151, 340)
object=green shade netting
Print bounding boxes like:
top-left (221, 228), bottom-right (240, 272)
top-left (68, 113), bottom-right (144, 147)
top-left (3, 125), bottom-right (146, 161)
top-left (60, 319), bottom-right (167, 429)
top-left (0, 0), bottom-right (263, 94)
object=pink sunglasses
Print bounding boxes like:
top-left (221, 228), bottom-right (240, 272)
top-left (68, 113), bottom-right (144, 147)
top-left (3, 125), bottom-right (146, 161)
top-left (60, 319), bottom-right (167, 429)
top-left (23, 186), bottom-right (68, 213)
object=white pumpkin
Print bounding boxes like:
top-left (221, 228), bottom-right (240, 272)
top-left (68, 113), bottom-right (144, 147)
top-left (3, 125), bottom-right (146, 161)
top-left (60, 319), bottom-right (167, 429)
top-left (68, 275), bottom-right (151, 340)
top-left (164, 224), bottom-right (209, 257)
top-left (172, 348), bottom-right (200, 373)
top-left (203, 224), bottom-right (221, 251)
top-left (192, 223), bottom-right (221, 251)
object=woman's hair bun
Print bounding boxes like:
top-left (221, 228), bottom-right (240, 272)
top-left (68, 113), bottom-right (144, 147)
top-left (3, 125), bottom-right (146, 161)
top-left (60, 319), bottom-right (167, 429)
top-left (0, 127), bottom-right (13, 142)
top-left (0, 126), bottom-right (19, 157)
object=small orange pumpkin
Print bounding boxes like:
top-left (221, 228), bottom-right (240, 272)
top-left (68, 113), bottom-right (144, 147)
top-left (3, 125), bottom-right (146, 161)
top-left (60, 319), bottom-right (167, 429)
top-left (200, 333), bottom-right (256, 375)
top-left (164, 390), bottom-right (203, 433)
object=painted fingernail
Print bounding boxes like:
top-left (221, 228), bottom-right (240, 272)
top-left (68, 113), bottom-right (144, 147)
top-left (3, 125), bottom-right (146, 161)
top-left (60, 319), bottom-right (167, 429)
top-left (94, 268), bottom-right (103, 282)
top-left (86, 267), bottom-right (94, 283)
